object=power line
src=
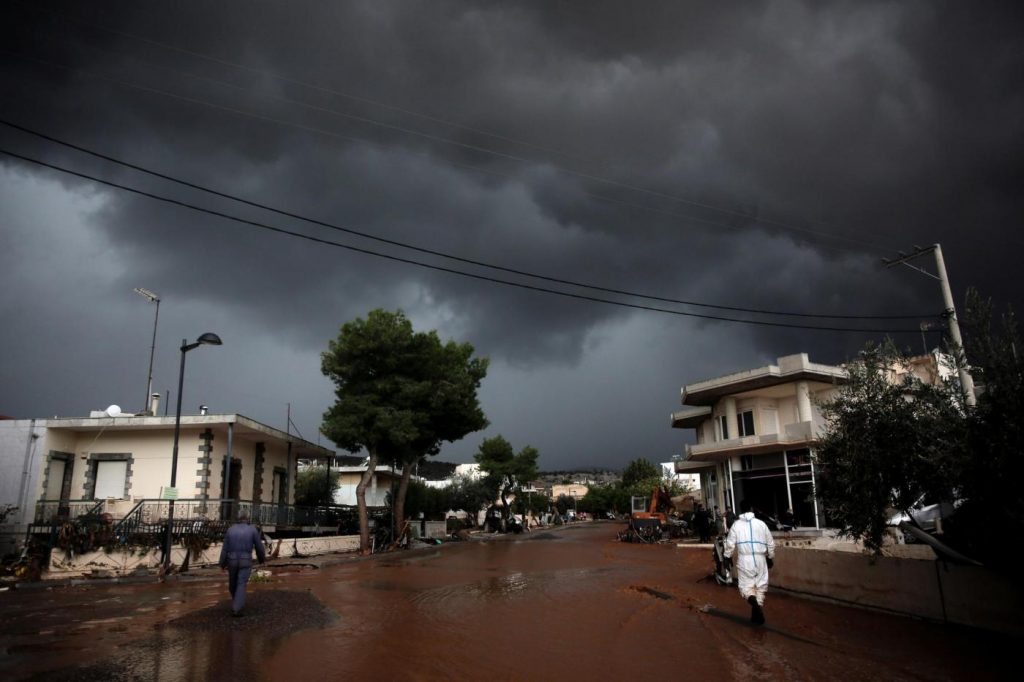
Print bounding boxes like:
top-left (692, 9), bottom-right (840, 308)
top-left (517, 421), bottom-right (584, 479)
top-left (0, 147), bottom-right (932, 335)
top-left (0, 119), bottom-right (932, 322)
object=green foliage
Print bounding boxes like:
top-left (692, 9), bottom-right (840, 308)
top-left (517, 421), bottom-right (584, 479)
top-left (554, 494), bottom-right (575, 515)
top-left (512, 489), bottom-right (548, 515)
top-left (321, 310), bottom-right (426, 455)
top-left (446, 475), bottom-right (495, 525)
top-left (401, 479), bottom-right (451, 521)
top-left (951, 290), bottom-right (1024, 563)
top-left (815, 341), bottom-right (968, 553)
top-left (580, 474), bottom-right (689, 517)
top-left (321, 309), bottom-right (488, 457)
top-left (294, 465), bottom-right (339, 507)
top-left (621, 458), bottom-right (661, 488)
top-left (579, 484), bottom-right (629, 516)
top-left (474, 435), bottom-right (540, 522)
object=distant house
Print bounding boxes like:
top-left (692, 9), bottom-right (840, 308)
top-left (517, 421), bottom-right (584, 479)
top-left (551, 483), bottom-right (589, 501)
top-left (660, 461), bottom-right (699, 491)
top-left (0, 410), bottom-right (332, 554)
top-left (330, 462), bottom-right (405, 507)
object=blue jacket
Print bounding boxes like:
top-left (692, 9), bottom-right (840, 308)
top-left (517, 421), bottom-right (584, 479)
top-left (218, 522), bottom-right (267, 567)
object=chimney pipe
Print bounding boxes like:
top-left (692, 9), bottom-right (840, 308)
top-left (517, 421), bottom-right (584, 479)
top-left (150, 393), bottom-right (161, 416)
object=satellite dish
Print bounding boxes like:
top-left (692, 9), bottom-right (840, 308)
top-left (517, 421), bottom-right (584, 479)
top-left (105, 404), bottom-right (122, 417)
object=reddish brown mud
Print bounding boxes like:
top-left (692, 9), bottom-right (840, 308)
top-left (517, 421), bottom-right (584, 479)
top-left (0, 523), bottom-right (1009, 681)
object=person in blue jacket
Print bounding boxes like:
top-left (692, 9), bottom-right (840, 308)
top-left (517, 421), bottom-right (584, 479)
top-left (218, 510), bottom-right (266, 616)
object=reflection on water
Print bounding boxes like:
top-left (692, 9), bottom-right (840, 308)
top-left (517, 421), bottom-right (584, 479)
top-left (411, 566), bottom-right (615, 614)
top-left (24, 590), bottom-right (332, 682)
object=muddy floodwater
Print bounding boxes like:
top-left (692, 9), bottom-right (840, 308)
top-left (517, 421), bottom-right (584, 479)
top-left (0, 523), bottom-right (1008, 681)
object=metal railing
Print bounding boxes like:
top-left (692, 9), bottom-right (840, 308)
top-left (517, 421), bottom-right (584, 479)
top-left (33, 499), bottom-right (105, 524)
top-left (33, 497), bottom-right (364, 538)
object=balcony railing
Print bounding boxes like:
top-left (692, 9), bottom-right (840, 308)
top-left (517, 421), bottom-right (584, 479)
top-left (686, 420), bottom-right (818, 459)
top-left (33, 499), bottom-right (105, 524)
top-left (33, 498), bottom-right (363, 538)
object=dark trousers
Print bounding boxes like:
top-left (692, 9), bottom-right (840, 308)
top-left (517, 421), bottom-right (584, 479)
top-left (227, 558), bottom-right (253, 613)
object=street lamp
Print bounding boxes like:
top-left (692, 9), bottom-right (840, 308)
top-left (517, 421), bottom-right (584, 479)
top-left (164, 332), bottom-right (222, 569)
top-left (134, 288), bottom-right (160, 414)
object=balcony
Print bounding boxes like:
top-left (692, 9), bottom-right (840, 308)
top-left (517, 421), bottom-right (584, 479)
top-left (686, 420), bottom-right (817, 460)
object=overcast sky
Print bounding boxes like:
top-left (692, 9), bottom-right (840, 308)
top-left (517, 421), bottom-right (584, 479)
top-left (2, 1), bottom-right (1021, 470)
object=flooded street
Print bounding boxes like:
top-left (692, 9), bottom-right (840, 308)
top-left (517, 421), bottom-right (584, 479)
top-left (1, 523), bottom-right (1007, 681)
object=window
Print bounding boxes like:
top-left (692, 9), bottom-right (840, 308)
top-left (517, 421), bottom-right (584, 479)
top-left (718, 415), bottom-right (729, 440)
top-left (94, 460), bottom-right (128, 499)
top-left (737, 410), bottom-right (755, 437)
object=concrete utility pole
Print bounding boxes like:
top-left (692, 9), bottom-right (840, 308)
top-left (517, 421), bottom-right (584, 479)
top-left (134, 288), bottom-right (161, 414)
top-left (883, 243), bottom-right (976, 406)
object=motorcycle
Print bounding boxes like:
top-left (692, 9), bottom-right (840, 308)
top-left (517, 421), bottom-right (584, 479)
top-left (711, 534), bottom-right (735, 586)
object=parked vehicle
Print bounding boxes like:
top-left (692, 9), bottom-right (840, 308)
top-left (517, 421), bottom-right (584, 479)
top-left (888, 502), bottom-right (956, 542)
top-left (711, 535), bottom-right (734, 586)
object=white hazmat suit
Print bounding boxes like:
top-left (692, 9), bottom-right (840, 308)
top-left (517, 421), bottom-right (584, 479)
top-left (723, 512), bottom-right (775, 606)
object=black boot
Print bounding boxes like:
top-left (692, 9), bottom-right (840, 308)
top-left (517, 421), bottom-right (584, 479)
top-left (748, 596), bottom-right (765, 625)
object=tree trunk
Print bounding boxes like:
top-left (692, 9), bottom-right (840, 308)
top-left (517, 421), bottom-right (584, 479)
top-left (356, 449), bottom-right (379, 555)
top-left (393, 460), bottom-right (414, 544)
top-left (499, 485), bottom-right (510, 533)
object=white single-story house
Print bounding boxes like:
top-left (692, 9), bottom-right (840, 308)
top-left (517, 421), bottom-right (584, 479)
top-left (330, 463), bottom-right (404, 507)
top-left (0, 409), bottom-right (333, 554)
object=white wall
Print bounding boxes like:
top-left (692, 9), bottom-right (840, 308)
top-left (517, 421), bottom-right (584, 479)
top-left (0, 420), bottom-right (47, 527)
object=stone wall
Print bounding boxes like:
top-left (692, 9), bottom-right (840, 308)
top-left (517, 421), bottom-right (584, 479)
top-left (45, 534), bottom-right (362, 578)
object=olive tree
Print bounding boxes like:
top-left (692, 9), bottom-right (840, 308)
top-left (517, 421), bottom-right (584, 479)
top-left (815, 342), bottom-right (967, 552)
top-left (474, 435), bottom-right (539, 530)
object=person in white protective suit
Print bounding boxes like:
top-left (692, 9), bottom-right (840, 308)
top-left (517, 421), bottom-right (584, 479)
top-left (723, 499), bottom-right (776, 625)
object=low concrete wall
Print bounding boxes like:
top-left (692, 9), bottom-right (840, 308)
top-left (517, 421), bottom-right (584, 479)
top-left (772, 546), bottom-right (1023, 637)
top-left (45, 534), bottom-right (362, 578)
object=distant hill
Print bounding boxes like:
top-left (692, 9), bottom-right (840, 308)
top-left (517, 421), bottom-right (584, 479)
top-left (536, 469), bottom-right (620, 486)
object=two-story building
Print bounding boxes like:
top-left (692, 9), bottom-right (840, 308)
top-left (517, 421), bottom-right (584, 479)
top-left (671, 353), bottom-right (847, 530)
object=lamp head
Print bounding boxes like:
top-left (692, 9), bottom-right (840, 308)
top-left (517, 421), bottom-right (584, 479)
top-left (134, 287), bottom-right (160, 303)
top-left (196, 332), bottom-right (222, 346)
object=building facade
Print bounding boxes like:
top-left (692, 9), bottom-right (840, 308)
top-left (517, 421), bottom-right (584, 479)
top-left (671, 353), bottom-right (847, 529)
top-left (0, 412), bottom-right (332, 553)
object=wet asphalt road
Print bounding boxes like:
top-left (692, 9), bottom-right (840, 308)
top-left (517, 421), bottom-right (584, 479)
top-left (0, 523), bottom-right (1010, 681)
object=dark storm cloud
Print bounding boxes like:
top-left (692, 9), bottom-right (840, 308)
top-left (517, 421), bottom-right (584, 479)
top-left (2, 1), bottom-right (1022, 467)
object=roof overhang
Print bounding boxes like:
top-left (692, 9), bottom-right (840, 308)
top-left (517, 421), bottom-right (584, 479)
top-left (41, 413), bottom-right (333, 458)
top-left (671, 406), bottom-right (711, 429)
top-left (682, 354), bottom-right (847, 407)
top-left (673, 459), bottom-right (717, 473)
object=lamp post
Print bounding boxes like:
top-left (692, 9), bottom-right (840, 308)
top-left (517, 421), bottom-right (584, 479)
top-left (133, 288), bottom-right (160, 414)
top-left (164, 332), bottom-right (222, 569)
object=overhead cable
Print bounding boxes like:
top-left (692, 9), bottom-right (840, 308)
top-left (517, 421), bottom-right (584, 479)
top-left (0, 147), bottom-right (932, 335)
top-left (0, 119), bottom-right (933, 322)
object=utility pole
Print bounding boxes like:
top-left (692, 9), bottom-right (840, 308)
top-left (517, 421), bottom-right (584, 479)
top-left (134, 288), bottom-right (161, 414)
top-left (883, 243), bottom-right (976, 406)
